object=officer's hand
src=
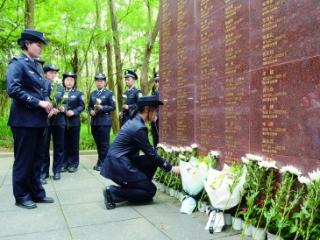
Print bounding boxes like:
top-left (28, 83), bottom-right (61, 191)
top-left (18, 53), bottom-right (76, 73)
top-left (94, 104), bottom-right (103, 110)
top-left (58, 106), bottom-right (65, 112)
top-left (90, 110), bottom-right (96, 116)
top-left (39, 100), bottom-right (53, 113)
top-left (122, 104), bottom-right (129, 110)
top-left (48, 108), bottom-right (58, 118)
top-left (66, 110), bottom-right (75, 117)
top-left (171, 166), bottom-right (180, 175)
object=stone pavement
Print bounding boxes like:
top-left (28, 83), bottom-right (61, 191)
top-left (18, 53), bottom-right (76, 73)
top-left (0, 153), bottom-right (243, 240)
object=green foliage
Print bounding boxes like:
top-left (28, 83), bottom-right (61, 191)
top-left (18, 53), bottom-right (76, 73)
top-left (0, 110), bottom-right (12, 149)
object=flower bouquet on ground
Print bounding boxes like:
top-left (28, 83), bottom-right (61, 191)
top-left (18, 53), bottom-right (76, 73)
top-left (204, 162), bottom-right (246, 233)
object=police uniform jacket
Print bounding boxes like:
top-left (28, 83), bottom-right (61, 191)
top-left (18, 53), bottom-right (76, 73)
top-left (49, 83), bottom-right (66, 126)
top-left (65, 89), bottom-right (84, 126)
top-left (88, 89), bottom-right (116, 126)
top-left (123, 86), bottom-right (141, 116)
top-left (100, 114), bottom-right (172, 184)
top-left (6, 54), bottom-right (50, 128)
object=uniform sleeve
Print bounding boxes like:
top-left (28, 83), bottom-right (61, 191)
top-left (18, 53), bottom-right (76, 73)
top-left (72, 92), bottom-right (85, 115)
top-left (127, 90), bottom-right (142, 114)
top-left (88, 93), bottom-right (94, 112)
top-left (6, 61), bottom-right (40, 108)
top-left (132, 128), bottom-right (172, 172)
top-left (101, 92), bottom-right (116, 113)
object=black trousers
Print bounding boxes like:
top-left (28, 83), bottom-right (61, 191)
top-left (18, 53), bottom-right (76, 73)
top-left (41, 125), bottom-right (65, 175)
top-left (109, 155), bottom-right (158, 203)
top-left (11, 127), bottom-right (46, 202)
top-left (91, 125), bottom-right (111, 167)
top-left (64, 126), bottom-right (80, 168)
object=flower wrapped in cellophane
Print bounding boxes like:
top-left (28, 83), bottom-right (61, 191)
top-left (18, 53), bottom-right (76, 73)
top-left (204, 164), bottom-right (247, 210)
top-left (180, 158), bottom-right (209, 196)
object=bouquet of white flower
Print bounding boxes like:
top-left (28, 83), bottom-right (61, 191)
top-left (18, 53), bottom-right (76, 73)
top-left (180, 159), bottom-right (208, 196)
top-left (204, 164), bottom-right (246, 210)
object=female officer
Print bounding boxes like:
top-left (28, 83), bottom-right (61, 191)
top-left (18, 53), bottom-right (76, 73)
top-left (40, 64), bottom-right (65, 181)
top-left (62, 72), bottom-right (84, 173)
top-left (88, 73), bottom-right (115, 171)
top-left (6, 29), bottom-right (54, 209)
top-left (101, 95), bottom-right (180, 209)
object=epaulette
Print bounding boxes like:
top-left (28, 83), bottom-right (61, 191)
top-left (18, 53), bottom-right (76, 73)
top-left (9, 57), bottom-right (18, 64)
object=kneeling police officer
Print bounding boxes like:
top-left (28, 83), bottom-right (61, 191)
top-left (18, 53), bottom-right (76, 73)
top-left (100, 95), bottom-right (180, 209)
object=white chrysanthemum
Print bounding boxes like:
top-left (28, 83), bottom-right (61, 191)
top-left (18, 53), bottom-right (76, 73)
top-left (172, 146), bottom-right (180, 152)
top-left (245, 153), bottom-right (263, 162)
top-left (298, 176), bottom-right (312, 185)
top-left (241, 156), bottom-right (250, 164)
top-left (191, 143), bottom-right (198, 149)
top-left (166, 147), bottom-right (172, 153)
top-left (258, 160), bottom-right (278, 169)
top-left (280, 165), bottom-right (302, 176)
top-left (180, 147), bottom-right (186, 152)
top-left (157, 143), bottom-right (164, 149)
top-left (185, 146), bottom-right (192, 152)
top-left (209, 150), bottom-right (220, 158)
top-left (308, 169), bottom-right (320, 182)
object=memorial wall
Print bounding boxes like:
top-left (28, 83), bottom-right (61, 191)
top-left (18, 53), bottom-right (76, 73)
top-left (159, 0), bottom-right (320, 173)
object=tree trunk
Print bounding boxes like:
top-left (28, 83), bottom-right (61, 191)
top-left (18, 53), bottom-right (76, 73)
top-left (140, 4), bottom-right (160, 94)
top-left (70, 48), bottom-right (79, 73)
top-left (97, 52), bottom-right (103, 72)
top-left (108, 0), bottom-right (123, 107)
top-left (24, 0), bottom-right (34, 28)
top-left (106, 42), bottom-right (120, 133)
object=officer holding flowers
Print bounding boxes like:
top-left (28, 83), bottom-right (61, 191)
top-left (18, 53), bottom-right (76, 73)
top-left (40, 64), bottom-right (66, 182)
top-left (62, 72), bottom-right (85, 173)
top-left (88, 73), bottom-right (116, 171)
top-left (6, 29), bottom-right (54, 209)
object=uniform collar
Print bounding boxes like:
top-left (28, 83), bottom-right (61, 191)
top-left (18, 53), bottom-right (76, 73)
top-left (128, 86), bottom-right (136, 91)
top-left (66, 88), bottom-right (74, 92)
top-left (136, 114), bottom-right (146, 125)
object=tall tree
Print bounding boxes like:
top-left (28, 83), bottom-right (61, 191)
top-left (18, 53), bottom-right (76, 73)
top-left (24, 0), bottom-right (34, 28)
top-left (140, 0), bottom-right (160, 94)
top-left (108, 0), bottom-right (123, 107)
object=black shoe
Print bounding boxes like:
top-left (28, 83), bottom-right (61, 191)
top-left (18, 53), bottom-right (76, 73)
top-left (16, 200), bottom-right (37, 209)
top-left (93, 165), bottom-right (101, 171)
top-left (67, 166), bottom-right (77, 173)
top-left (103, 187), bottom-right (116, 210)
top-left (53, 172), bottom-right (61, 180)
top-left (60, 167), bottom-right (67, 172)
top-left (40, 178), bottom-right (47, 185)
top-left (34, 197), bottom-right (54, 203)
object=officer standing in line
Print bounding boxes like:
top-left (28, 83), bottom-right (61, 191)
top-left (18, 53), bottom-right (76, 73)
top-left (6, 29), bottom-right (54, 209)
top-left (101, 95), bottom-right (180, 209)
top-left (121, 70), bottom-right (142, 126)
top-left (89, 73), bottom-right (116, 171)
top-left (40, 64), bottom-right (65, 182)
top-left (151, 73), bottom-right (160, 147)
top-left (62, 72), bottom-right (85, 173)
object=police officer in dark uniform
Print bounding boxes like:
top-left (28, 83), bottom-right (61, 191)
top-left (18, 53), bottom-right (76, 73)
top-left (151, 73), bottom-right (160, 147)
top-left (121, 70), bottom-right (142, 126)
top-left (34, 57), bottom-right (45, 68)
top-left (101, 95), bottom-right (180, 209)
top-left (62, 72), bottom-right (85, 172)
top-left (89, 73), bottom-right (116, 171)
top-left (6, 29), bottom-right (54, 209)
top-left (40, 64), bottom-right (66, 181)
